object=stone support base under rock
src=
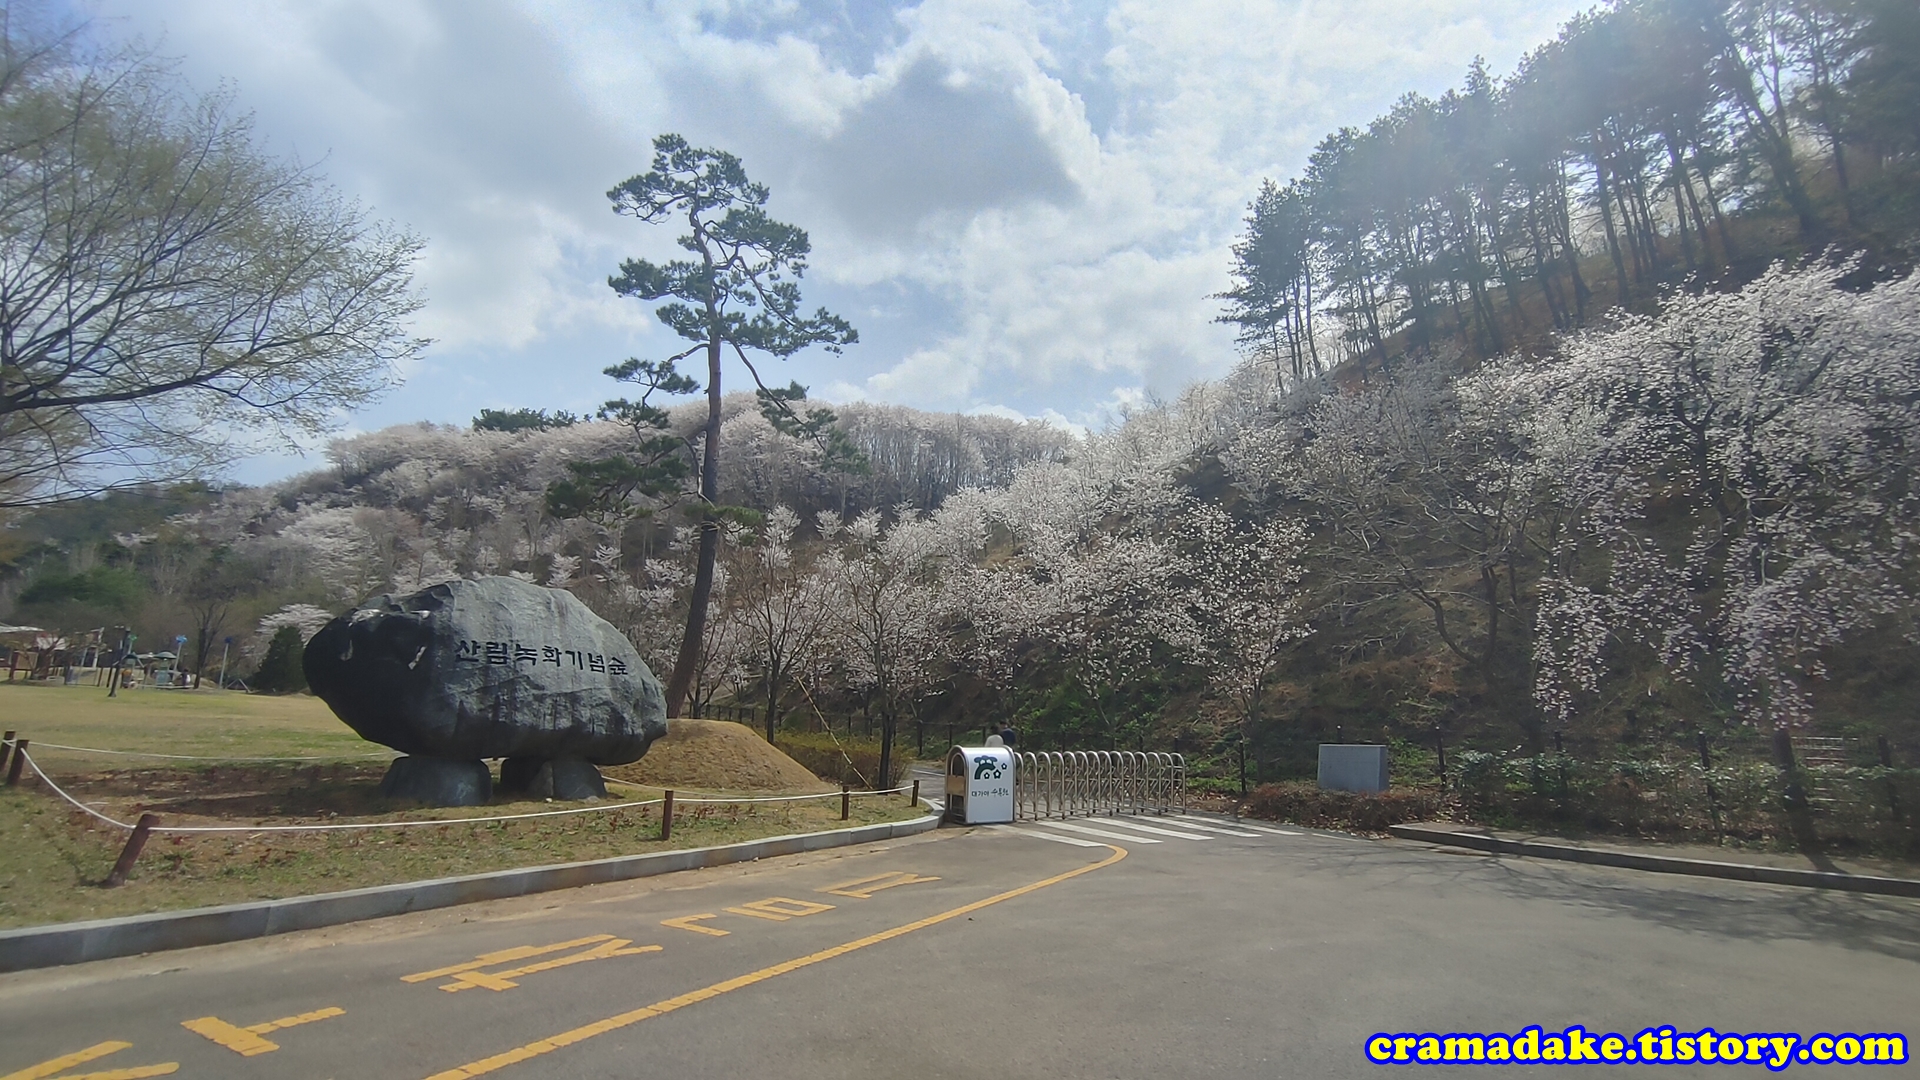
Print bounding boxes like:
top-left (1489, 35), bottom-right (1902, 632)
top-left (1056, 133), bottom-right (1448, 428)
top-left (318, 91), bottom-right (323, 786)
top-left (499, 757), bottom-right (607, 801)
top-left (380, 757), bottom-right (492, 806)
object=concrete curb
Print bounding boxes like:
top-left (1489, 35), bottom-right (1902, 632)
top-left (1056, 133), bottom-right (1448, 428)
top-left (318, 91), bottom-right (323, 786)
top-left (0, 814), bottom-right (940, 973)
top-left (1387, 823), bottom-right (1920, 898)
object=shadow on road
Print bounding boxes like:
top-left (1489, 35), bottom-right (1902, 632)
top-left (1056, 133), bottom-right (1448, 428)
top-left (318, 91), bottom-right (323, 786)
top-left (1384, 844), bottom-right (1920, 964)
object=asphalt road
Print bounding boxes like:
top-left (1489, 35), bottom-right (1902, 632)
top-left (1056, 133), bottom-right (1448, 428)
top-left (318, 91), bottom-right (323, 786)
top-left (3, 815), bottom-right (1916, 1079)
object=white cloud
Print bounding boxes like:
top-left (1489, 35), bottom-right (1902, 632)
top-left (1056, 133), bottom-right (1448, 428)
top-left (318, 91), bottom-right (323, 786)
top-left (82, 0), bottom-right (1590, 469)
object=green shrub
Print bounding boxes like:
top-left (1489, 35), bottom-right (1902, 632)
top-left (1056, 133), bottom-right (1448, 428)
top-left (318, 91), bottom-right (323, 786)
top-left (1187, 777), bottom-right (1243, 796)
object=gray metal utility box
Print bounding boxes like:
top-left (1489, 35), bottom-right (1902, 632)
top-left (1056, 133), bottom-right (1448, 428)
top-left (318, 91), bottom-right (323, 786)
top-left (1318, 744), bottom-right (1389, 793)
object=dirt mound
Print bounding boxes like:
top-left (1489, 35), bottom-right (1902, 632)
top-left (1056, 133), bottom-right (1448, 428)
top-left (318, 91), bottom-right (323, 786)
top-left (602, 719), bottom-right (833, 794)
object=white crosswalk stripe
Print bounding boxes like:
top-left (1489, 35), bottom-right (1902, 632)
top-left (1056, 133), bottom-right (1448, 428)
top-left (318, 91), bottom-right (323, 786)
top-left (1083, 817), bottom-right (1215, 841)
top-left (1199, 818), bottom-right (1301, 836)
top-left (993, 825), bottom-right (1105, 847)
top-left (991, 814), bottom-right (1308, 846)
top-left (1118, 817), bottom-right (1263, 838)
top-left (1029, 819), bottom-right (1163, 843)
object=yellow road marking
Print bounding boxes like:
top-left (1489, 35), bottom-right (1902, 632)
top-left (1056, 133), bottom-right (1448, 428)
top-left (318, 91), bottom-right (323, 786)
top-left (722, 905), bottom-right (790, 921)
top-left (246, 1006), bottom-right (346, 1034)
top-left (403, 936), bottom-right (616, 983)
top-left (820, 871), bottom-right (940, 898)
top-left (185, 1005), bottom-right (345, 1056)
top-left (0, 1043), bottom-right (129, 1080)
top-left (722, 897), bottom-right (835, 921)
top-left (49, 1067), bottom-right (177, 1080)
top-left (661, 914), bottom-right (728, 937)
top-left (422, 844), bottom-right (1128, 1080)
top-left (440, 941), bottom-right (663, 992)
top-left (0, 1042), bottom-right (178, 1080)
top-left (180, 1018), bottom-right (277, 1057)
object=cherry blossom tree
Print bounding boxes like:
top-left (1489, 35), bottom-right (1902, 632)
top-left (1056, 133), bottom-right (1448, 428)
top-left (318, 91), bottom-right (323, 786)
top-left (249, 603), bottom-right (335, 664)
top-left (728, 506), bottom-right (834, 739)
top-left (1172, 502), bottom-right (1311, 787)
top-left (817, 509), bottom-right (949, 786)
top-left (1474, 262), bottom-right (1920, 728)
top-left (971, 461), bottom-right (1187, 748)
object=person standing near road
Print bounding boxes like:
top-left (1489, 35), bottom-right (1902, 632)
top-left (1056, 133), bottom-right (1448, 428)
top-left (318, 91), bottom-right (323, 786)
top-left (998, 725), bottom-right (1017, 749)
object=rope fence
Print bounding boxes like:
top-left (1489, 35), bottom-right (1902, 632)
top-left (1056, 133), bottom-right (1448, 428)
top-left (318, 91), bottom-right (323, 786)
top-left (1, 731), bottom-right (925, 885)
top-left (28, 741), bottom-right (396, 762)
top-left (671, 786), bottom-right (912, 805)
top-left (11, 746), bottom-right (668, 833)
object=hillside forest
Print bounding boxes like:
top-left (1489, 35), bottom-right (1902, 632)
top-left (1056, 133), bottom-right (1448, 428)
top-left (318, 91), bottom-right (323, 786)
top-left (4, 0), bottom-right (1919, 822)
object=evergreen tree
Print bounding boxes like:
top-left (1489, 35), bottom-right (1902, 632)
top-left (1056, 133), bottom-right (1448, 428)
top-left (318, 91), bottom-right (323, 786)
top-left (588, 134), bottom-right (856, 718)
top-left (253, 626), bottom-right (308, 694)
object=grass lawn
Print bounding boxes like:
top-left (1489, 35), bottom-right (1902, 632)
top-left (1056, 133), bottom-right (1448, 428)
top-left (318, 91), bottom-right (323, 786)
top-left (0, 682), bottom-right (380, 764)
top-left (0, 773), bottom-right (925, 930)
top-left (0, 684), bottom-right (929, 929)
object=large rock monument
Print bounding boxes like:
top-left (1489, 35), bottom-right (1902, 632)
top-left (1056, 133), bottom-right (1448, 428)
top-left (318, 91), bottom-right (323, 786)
top-left (303, 576), bottom-right (667, 806)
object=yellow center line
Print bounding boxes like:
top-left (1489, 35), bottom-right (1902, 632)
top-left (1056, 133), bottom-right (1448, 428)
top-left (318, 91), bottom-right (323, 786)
top-left (422, 844), bottom-right (1128, 1080)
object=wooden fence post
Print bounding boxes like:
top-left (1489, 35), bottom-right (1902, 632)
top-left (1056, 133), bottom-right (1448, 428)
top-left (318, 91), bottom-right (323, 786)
top-left (660, 790), bottom-right (674, 842)
top-left (0, 731), bottom-right (14, 777)
top-left (910, 779), bottom-right (920, 808)
top-left (840, 783), bottom-right (850, 821)
top-left (5, 739), bottom-right (27, 786)
top-left (104, 813), bottom-right (159, 887)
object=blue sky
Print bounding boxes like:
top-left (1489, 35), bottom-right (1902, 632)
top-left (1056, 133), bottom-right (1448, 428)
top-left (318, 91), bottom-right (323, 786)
top-left (80, 0), bottom-right (1589, 483)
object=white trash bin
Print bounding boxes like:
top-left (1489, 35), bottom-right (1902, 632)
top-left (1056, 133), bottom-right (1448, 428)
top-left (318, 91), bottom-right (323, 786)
top-left (945, 746), bottom-right (1015, 824)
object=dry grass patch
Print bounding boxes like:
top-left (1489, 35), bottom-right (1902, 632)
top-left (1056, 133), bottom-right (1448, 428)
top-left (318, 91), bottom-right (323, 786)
top-left (0, 764), bottom-right (922, 930)
top-left (602, 719), bottom-right (830, 794)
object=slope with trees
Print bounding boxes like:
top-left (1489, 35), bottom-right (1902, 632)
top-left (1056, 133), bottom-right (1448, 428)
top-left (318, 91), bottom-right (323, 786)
top-left (1221, 0), bottom-right (1919, 390)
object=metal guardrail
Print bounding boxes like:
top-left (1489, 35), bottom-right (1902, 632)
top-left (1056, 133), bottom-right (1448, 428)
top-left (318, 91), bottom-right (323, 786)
top-left (1013, 751), bottom-right (1186, 820)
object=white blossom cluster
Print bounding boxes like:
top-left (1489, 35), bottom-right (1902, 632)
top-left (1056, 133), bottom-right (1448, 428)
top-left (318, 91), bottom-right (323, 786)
top-left (1467, 263), bottom-right (1920, 727)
